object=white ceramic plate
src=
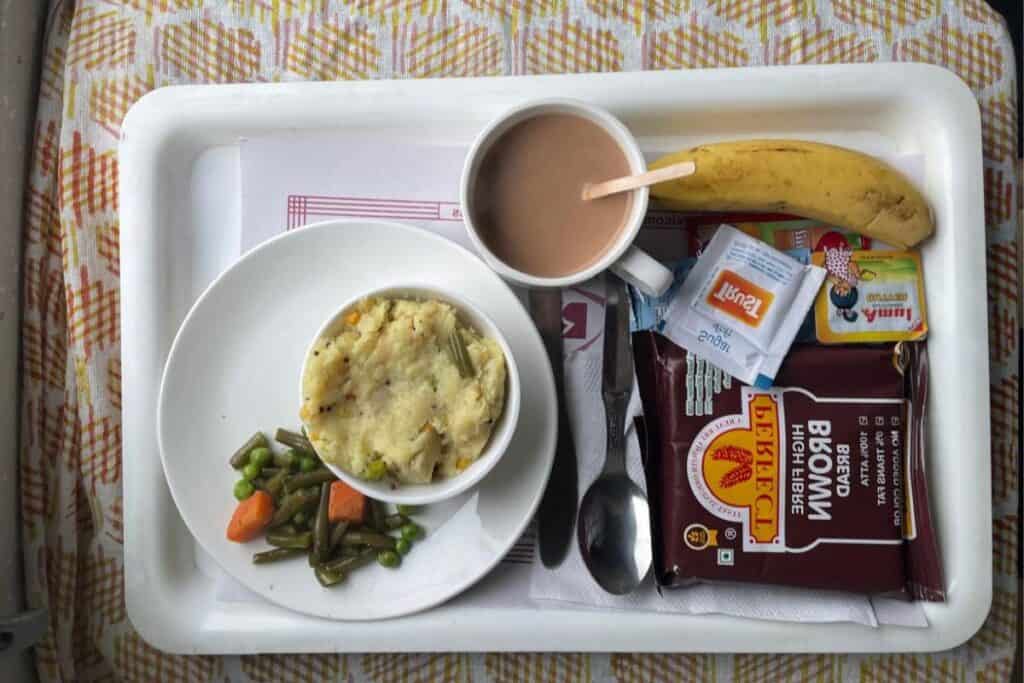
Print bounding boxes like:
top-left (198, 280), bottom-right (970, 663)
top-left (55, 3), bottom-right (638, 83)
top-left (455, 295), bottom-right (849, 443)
top-left (157, 219), bottom-right (556, 620)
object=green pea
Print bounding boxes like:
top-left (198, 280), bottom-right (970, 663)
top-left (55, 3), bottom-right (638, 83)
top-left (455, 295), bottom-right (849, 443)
top-left (292, 511), bottom-right (308, 526)
top-left (376, 550), bottom-right (401, 568)
top-left (299, 456), bottom-right (318, 473)
top-left (233, 479), bottom-right (255, 501)
top-left (395, 538), bottom-right (412, 555)
top-left (242, 462), bottom-right (262, 481)
top-left (399, 523), bottom-right (423, 542)
top-left (365, 460), bottom-right (387, 480)
top-left (249, 447), bottom-right (272, 467)
top-left (396, 504), bottom-right (418, 516)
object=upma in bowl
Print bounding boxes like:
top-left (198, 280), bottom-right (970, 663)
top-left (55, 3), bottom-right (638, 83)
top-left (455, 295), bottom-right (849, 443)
top-left (300, 287), bottom-right (519, 503)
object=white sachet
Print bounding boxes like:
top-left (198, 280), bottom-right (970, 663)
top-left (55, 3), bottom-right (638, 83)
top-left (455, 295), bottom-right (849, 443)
top-left (661, 225), bottom-right (826, 387)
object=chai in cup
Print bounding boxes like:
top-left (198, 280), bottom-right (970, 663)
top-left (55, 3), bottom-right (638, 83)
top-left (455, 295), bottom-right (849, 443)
top-left (469, 112), bottom-right (634, 279)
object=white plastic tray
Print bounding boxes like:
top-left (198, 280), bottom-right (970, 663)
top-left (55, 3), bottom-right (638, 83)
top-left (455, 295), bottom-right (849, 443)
top-left (120, 64), bottom-right (990, 654)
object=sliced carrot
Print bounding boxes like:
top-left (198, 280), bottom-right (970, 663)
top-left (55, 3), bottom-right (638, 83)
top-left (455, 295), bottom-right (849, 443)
top-left (226, 490), bottom-right (275, 543)
top-left (328, 480), bottom-right (367, 524)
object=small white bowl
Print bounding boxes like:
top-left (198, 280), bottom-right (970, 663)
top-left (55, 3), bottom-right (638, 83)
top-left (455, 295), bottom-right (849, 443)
top-left (299, 284), bottom-right (521, 505)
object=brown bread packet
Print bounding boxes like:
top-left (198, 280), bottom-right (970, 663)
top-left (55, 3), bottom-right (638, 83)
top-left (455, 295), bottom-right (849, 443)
top-left (633, 332), bottom-right (945, 600)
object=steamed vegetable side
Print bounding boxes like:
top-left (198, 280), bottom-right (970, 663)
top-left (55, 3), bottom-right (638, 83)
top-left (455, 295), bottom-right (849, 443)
top-left (226, 429), bottom-right (426, 586)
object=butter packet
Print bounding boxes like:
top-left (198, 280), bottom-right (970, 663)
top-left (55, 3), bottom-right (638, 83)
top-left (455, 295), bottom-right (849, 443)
top-left (813, 248), bottom-right (928, 343)
top-left (661, 225), bottom-right (826, 388)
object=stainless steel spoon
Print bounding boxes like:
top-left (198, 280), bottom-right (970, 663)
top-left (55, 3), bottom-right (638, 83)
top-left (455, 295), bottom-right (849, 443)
top-left (577, 277), bottom-right (652, 595)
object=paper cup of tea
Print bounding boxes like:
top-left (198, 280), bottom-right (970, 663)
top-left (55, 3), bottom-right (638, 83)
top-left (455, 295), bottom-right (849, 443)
top-left (460, 98), bottom-right (673, 296)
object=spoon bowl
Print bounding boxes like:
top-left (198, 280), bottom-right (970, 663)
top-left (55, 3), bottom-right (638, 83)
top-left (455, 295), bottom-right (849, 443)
top-left (577, 473), bottom-right (652, 595)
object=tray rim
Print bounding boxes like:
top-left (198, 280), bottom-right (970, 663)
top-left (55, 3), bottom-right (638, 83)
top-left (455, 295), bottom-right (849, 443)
top-left (120, 63), bottom-right (991, 654)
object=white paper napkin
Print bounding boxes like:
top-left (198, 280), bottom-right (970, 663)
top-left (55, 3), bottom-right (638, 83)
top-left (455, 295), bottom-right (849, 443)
top-left (236, 132), bottom-right (928, 627)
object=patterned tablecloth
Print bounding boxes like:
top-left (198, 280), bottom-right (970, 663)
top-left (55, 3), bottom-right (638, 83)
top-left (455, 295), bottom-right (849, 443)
top-left (20, 0), bottom-right (1019, 681)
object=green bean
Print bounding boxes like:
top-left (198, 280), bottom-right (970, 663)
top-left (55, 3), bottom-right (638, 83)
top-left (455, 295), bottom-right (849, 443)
top-left (314, 565), bottom-right (346, 587)
top-left (266, 530), bottom-right (313, 549)
top-left (368, 499), bottom-right (387, 532)
top-left (275, 428), bottom-right (315, 454)
top-left (258, 466), bottom-right (281, 477)
top-left (292, 511), bottom-right (308, 527)
top-left (446, 328), bottom-right (475, 378)
top-left (329, 521), bottom-right (350, 550)
top-left (252, 547), bottom-right (305, 564)
top-left (269, 489), bottom-right (319, 528)
top-left (277, 523), bottom-right (299, 535)
top-left (336, 544), bottom-right (362, 559)
top-left (319, 549), bottom-right (376, 574)
top-left (264, 468), bottom-right (290, 500)
top-left (312, 482), bottom-right (331, 564)
top-left (382, 513), bottom-right (409, 530)
top-left (230, 432), bottom-right (267, 469)
top-left (284, 469), bottom-right (336, 494)
top-left (340, 529), bottom-right (396, 549)
top-left (273, 448), bottom-right (299, 471)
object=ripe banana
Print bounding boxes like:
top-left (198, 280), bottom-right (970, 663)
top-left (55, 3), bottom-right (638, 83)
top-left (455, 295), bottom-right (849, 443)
top-left (649, 140), bottom-right (934, 248)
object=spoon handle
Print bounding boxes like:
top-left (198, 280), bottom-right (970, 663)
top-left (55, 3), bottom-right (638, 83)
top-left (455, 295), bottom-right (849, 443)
top-left (601, 277), bottom-right (634, 476)
top-left (602, 391), bottom-right (630, 475)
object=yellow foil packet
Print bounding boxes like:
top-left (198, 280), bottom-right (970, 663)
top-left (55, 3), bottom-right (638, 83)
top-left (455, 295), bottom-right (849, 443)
top-left (812, 249), bottom-right (928, 343)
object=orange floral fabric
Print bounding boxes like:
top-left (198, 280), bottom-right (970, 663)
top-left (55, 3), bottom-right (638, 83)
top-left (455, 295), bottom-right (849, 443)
top-left (20, 1), bottom-right (1018, 681)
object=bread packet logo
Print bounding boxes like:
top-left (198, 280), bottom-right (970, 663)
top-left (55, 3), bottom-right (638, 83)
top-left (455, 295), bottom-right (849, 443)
top-left (682, 523), bottom-right (719, 551)
top-left (707, 270), bottom-right (774, 328)
top-left (687, 390), bottom-right (785, 550)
